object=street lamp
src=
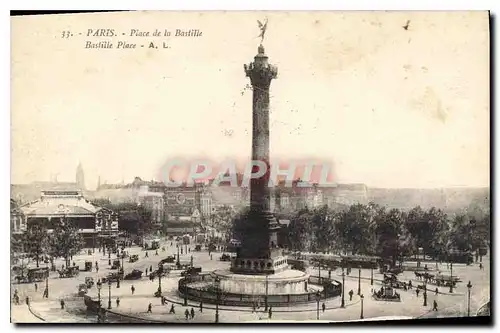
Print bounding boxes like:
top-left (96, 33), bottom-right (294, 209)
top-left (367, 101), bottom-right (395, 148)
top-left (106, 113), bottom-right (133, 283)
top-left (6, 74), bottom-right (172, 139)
top-left (264, 274), bottom-right (269, 311)
top-left (97, 280), bottom-right (102, 307)
top-left (467, 281), bottom-right (472, 317)
top-left (107, 280), bottom-right (112, 310)
top-left (215, 276), bottom-right (220, 323)
top-left (449, 262), bottom-right (453, 293)
top-left (370, 265), bottom-right (374, 286)
top-left (176, 244), bottom-right (180, 267)
top-left (341, 267), bottom-right (345, 308)
top-left (315, 291), bottom-right (321, 320)
top-left (158, 265), bottom-right (163, 295)
top-left (360, 294), bottom-right (364, 319)
top-left (45, 262), bottom-right (49, 298)
top-left (423, 278), bottom-right (428, 307)
top-left (357, 267), bottom-right (361, 296)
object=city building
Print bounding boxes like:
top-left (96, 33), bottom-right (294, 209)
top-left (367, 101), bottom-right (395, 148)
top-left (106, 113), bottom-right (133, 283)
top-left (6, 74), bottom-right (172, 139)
top-left (16, 190), bottom-right (118, 248)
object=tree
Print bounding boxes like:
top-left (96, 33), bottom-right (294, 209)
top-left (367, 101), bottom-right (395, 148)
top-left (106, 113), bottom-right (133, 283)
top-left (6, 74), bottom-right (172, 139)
top-left (423, 207), bottom-right (449, 259)
top-left (210, 205), bottom-right (237, 242)
top-left (335, 204), bottom-right (375, 255)
top-left (288, 208), bottom-right (314, 252)
top-left (23, 223), bottom-right (49, 268)
top-left (375, 208), bottom-right (413, 266)
top-left (311, 205), bottom-right (336, 253)
top-left (49, 218), bottom-right (84, 268)
top-left (449, 214), bottom-right (474, 253)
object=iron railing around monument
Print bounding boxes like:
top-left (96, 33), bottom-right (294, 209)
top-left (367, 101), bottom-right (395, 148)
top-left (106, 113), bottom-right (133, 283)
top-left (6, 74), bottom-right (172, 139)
top-left (178, 273), bottom-right (341, 307)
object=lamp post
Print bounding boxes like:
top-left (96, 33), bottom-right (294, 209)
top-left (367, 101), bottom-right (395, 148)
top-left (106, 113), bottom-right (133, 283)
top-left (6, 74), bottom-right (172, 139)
top-left (107, 280), bottom-right (112, 310)
top-left (449, 262), bottom-right (453, 293)
top-left (467, 281), bottom-right (472, 317)
top-left (45, 262), bottom-right (49, 298)
top-left (176, 244), bottom-right (180, 267)
top-left (370, 266), bottom-right (374, 286)
top-left (316, 291), bottom-right (321, 320)
top-left (360, 294), bottom-right (364, 319)
top-left (97, 280), bottom-right (102, 307)
top-left (423, 278), bottom-right (427, 307)
top-left (264, 274), bottom-right (269, 311)
top-left (215, 276), bottom-right (220, 323)
top-left (357, 267), bottom-right (361, 296)
top-left (158, 265), bottom-right (163, 295)
top-left (341, 267), bottom-right (345, 308)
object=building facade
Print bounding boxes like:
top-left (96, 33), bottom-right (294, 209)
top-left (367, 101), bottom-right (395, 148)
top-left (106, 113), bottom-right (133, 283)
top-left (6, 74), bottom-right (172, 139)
top-left (16, 190), bottom-right (118, 248)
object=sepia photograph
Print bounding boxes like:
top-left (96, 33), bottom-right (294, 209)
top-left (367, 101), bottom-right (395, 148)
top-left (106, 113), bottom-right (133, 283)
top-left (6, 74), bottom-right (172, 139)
top-left (9, 10), bottom-right (491, 324)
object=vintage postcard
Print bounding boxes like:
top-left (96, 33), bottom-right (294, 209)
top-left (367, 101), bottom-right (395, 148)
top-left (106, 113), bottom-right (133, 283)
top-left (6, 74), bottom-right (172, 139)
top-left (10, 11), bottom-right (490, 324)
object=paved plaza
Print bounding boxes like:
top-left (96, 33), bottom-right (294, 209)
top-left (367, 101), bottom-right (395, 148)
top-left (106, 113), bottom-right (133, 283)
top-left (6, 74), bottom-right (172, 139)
top-left (11, 239), bottom-right (490, 323)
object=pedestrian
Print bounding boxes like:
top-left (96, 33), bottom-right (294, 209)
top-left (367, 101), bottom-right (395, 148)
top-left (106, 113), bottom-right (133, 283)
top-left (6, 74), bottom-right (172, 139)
top-left (155, 250), bottom-right (158, 256)
top-left (147, 303), bottom-right (152, 313)
top-left (190, 307), bottom-right (195, 320)
top-left (60, 299), bottom-right (65, 309)
top-left (408, 280), bottom-right (412, 289)
top-left (131, 285), bottom-right (135, 295)
top-left (349, 290), bottom-right (354, 301)
top-left (268, 306), bottom-right (273, 319)
top-left (252, 302), bottom-right (256, 313)
top-left (185, 309), bottom-right (190, 320)
top-left (43, 287), bottom-right (48, 298)
top-left (188, 248), bottom-right (191, 253)
top-left (150, 265), bottom-right (153, 272)
top-left (181, 249), bottom-right (183, 255)
top-left (25, 296), bottom-right (29, 306)
top-left (433, 300), bottom-right (438, 311)
top-left (322, 302), bottom-right (326, 312)
top-left (116, 297), bottom-right (120, 307)
top-left (161, 296), bottom-right (165, 305)
top-left (169, 304), bottom-right (175, 314)
top-left (145, 251), bottom-right (149, 258)
top-left (435, 287), bottom-right (439, 295)
top-left (479, 263), bottom-right (483, 270)
top-left (210, 254), bottom-right (213, 261)
top-left (34, 283), bottom-right (38, 292)
top-left (200, 301), bottom-right (203, 313)
top-left (416, 288), bottom-right (420, 297)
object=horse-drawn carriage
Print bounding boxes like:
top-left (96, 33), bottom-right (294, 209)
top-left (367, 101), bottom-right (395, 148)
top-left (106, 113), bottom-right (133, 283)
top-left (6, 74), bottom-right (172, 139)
top-left (159, 256), bottom-right (175, 265)
top-left (58, 266), bottom-right (80, 278)
top-left (372, 284), bottom-right (402, 302)
top-left (85, 277), bottom-right (94, 288)
top-left (124, 269), bottom-right (143, 280)
top-left (181, 266), bottom-right (202, 277)
top-left (78, 283), bottom-right (88, 296)
top-left (414, 271), bottom-right (460, 287)
top-left (111, 259), bottom-right (121, 270)
top-left (101, 271), bottom-right (123, 283)
top-left (84, 261), bottom-right (92, 272)
top-left (129, 254), bottom-right (139, 263)
top-left (219, 253), bottom-right (232, 261)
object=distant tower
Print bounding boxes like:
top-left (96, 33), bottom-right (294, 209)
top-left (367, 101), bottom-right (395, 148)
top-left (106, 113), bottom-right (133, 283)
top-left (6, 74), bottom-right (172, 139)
top-left (76, 162), bottom-right (86, 190)
top-left (97, 176), bottom-right (101, 190)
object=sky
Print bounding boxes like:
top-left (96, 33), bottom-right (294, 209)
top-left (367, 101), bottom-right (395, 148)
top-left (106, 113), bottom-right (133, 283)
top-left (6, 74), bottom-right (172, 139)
top-left (11, 11), bottom-right (490, 189)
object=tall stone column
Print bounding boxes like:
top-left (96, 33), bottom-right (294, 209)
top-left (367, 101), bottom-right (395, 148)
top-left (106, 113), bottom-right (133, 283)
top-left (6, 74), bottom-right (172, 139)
top-left (230, 44), bottom-right (287, 275)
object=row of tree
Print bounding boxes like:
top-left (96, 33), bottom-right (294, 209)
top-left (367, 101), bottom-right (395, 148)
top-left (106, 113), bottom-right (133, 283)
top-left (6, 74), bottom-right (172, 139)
top-left (286, 203), bottom-right (490, 265)
top-left (12, 219), bottom-right (84, 269)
